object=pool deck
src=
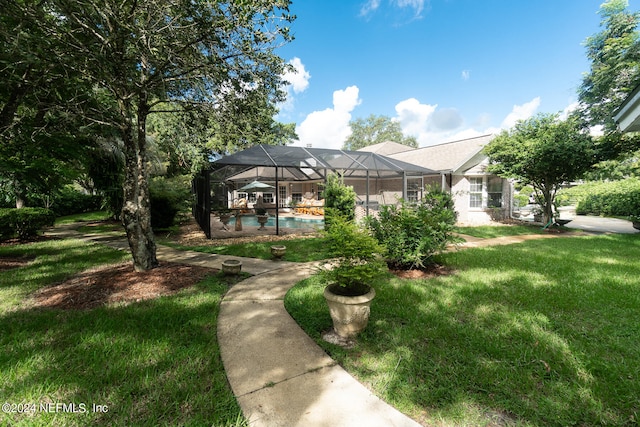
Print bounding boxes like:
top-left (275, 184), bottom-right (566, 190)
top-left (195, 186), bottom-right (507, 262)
top-left (209, 213), bottom-right (324, 240)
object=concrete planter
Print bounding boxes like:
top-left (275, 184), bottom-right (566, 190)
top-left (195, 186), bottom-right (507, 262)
top-left (271, 245), bottom-right (286, 259)
top-left (256, 214), bottom-right (269, 230)
top-left (221, 259), bottom-right (242, 275)
top-left (323, 283), bottom-right (375, 339)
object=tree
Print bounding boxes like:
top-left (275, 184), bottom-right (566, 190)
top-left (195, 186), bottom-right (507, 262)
top-left (576, 0), bottom-right (640, 159)
top-left (343, 115), bottom-right (417, 151)
top-left (484, 114), bottom-right (596, 225)
top-left (578, 0), bottom-right (640, 132)
top-left (0, 3), bottom-right (97, 208)
top-left (14, 0), bottom-right (295, 271)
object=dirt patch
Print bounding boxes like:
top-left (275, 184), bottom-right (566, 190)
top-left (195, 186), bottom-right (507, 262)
top-left (31, 262), bottom-right (218, 310)
top-left (0, 256), bottom-right (35, 272)
top-left (390, 264), bottom-right (452, 280)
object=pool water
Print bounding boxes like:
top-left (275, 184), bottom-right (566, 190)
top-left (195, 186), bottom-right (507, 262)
top-left (227, 215), bottom-right (324, 230)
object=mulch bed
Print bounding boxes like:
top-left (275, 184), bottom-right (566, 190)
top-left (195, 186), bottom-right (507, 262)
top-left (30, 262), bottom-right (218, 310)
top-left (390, 264), bottom-right (452, 280)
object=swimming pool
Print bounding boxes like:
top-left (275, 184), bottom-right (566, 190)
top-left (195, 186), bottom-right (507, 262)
top-left (227, 215), bottom-right (324, 230)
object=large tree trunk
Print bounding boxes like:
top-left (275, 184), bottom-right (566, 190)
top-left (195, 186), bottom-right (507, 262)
top-left (120, 99), bottom-right (158, 272)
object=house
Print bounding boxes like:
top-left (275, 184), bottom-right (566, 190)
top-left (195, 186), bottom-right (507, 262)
top-left (358, 135), bottom-right (512, 224)
top-left (193, 136), bottom-right (512, 237)
top-left (613, 83), bottom-right (640, 132)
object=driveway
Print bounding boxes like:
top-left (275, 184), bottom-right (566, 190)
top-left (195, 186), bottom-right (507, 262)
top-left (564, 215), bottom-right (638, 234)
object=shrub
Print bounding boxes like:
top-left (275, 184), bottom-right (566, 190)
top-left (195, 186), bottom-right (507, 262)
top-left (320, 213), bottom-right (387, 294)
top-left (49, 187), bottom-right (102, 217)
top-left (365, 189), bottom-right (457, 270)
top-left (0, 208), bottom-right (55, 241)
top-left (322, 173), bottom-right (356, 229)
top-left (149, 176), bottom-right (191, 229)
top-left (569, 179), bottom-right (640, 217)
top-left (0, 209), bottom-right (14, 240)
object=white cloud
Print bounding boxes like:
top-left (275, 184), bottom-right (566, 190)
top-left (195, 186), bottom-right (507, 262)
top-left (360, 0), bottom-right (381, 17)
top-left (394, 0), bottom-right (426, 18)
top-left (279, 57), bottom-right (311, 113)
top-left (283, 57), bottom-right (310, 94)
top-left (395, 98), bottom-right (470, 146)
top-left (295, 86), bottom-right (361, 149)
top-left (360, 0), bottom-right (427, 20)
top-left (500, 97), bottom-right (541, 129)
top-left (395, 98), bottom-right (437, 136)
top-left (461, 70), bottom-right (470, 81)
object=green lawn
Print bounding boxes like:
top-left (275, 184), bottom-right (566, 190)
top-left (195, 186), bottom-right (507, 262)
top-left (455, 224), bottom-right (547, 239)
top-left (285, 234), bottom-right (640, 426)
top-left (0, 239), bottom-right (247, 426)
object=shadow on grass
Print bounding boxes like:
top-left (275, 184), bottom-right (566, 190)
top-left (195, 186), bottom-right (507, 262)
top-left (0, 240), bottom-right (246, 427)
top-left (287, 234), bottom-right (640, 426)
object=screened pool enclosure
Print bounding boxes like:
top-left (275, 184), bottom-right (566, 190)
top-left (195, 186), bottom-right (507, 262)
top-left (192, 145), bottom-right (438, 238)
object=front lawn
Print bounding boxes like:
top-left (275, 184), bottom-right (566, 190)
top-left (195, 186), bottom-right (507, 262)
top-left (455, 224), bottom-right (547, 239)
top-left (0, 239), bottom-right (246, 426)
top-left (285, 234), bottom-right (640, 426)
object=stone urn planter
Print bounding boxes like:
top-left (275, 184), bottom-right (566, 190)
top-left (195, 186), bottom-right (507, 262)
top-left (221, 259), bottom-right (242, 275)
top-left (270, 245), bottom-right (286, 259)
top-left (323, 283), bottom-right (376, 339)
top-left (256, 214), bottom-right (269, 230)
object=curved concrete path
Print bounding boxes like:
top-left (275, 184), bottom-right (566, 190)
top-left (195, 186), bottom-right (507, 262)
top-left (46, 225), bottom-right (421, 426)
top-left (217, 263), bottom-right (422, 427)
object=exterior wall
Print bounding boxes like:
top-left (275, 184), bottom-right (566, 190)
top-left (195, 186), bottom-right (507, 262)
top-left (451, 174), bottom-right (511, 225)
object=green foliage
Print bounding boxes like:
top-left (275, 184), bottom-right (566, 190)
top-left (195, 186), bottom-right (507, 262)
top-left (86, 139), bottom-right (125, 220)
top-left (566, 178), bottom-right (640, 217)
top-left (343, 114), bottom-right (418, 150)
top-left (323, 173), bottom-right (356, 228)
top-left (149, 176), bottom-right (191, 229)
top-left (578, 0), bottom-right (640, 132)
top-left (0, 207), bottom-right (55, 241)
top-left (320, 214), bottom-right (387, 291)
top-left (47, 186), bottom-right (102, 217)
top-left (365, 190), bottom-right (457, 270)
top-left (484, 113), bottom-right (595, 224)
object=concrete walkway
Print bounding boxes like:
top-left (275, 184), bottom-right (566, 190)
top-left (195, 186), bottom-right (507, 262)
top-left (217, 263), bottom-right (421, 427)
top-left (45, 225), bottom-right (422, 426)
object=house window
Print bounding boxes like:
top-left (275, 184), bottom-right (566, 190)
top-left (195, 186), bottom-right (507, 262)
top-left (292, 193), bottom-right (302, 204)
top-left (469, 177), bottom-right (483, 208)
top-left (487, 176), bottom-right (503, 208)
top-left (237, 192), bottom-right (248, 202)
top-left (262, 192), bottom-right (274, 204)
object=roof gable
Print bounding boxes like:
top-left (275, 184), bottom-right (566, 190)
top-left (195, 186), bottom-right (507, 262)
top-left (388, 134), bottom-right (495, 172)
top-left (357, 141), bottom-right (415, 156)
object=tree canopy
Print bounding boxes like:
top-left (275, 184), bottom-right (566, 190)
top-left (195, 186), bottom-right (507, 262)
top-left (484, 114), bottom-right (595, 224)
top-left (343, 115), bottom-right (417, 151)
top-left (3, 0), bottom-right (296, 271)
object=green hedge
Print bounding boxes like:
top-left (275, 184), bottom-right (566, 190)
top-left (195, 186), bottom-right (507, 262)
top-left (0, 208), bottom-right (56, 241)
top-left (49, 187), bottom-right (102, 217)
top-left (571, 179), bottom-right (640, 217)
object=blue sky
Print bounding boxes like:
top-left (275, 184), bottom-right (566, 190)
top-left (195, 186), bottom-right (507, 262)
top-left (276, 0), bottom-right (638, 149)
